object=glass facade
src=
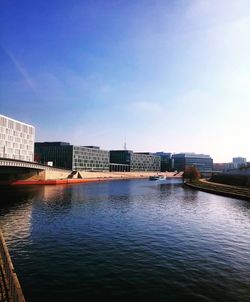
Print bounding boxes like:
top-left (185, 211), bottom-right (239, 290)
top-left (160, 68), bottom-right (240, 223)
top-left (35, 143), bottom-right (109, 171)
top-left (131, 153), bottom-right (161, 171)
top-left (172, 153), bottom-right (213, 172)
top-left (232, 157), bottom-right (247, 168)
top-left (110, 150), bottom-right (131, 165)
top-left (110, 150), bottom-right (161, 172)
top-left (35, 142), bottom-right (73, 169)
top-left (73, 146), bottom-right (109, 171)
top-left (109, 150), bottom-right (131, 172)
top-left (154, 152), bottom-right (172, 172)
top-left (0, 114), bottom-right (35, 162)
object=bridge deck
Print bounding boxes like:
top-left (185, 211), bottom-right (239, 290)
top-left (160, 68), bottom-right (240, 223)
top-left (0, 157), bottom-right (71, 172)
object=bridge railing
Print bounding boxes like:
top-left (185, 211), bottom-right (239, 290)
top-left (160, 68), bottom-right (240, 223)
top-left (0, 230), bottom-right (26, 302)
top-left (0, 157), bottom-right (72, 172)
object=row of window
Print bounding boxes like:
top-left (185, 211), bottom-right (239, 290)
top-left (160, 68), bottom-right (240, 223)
top-left (132, 155), bottom-right (160, 163)
top-left (0, 117), bottom-right (34, 134)
top-left (74, 148), bottom-right (108, 154)
top-left (73, 165), bottom-right (109, 170)
top-left (0, 147), bottom-right (33, 155)
top-left (132, 160), bottom-right (160, 165)
top-left (74, 159), bottom-right (109, 163)
top-left (0, 136), bottom-right (33, 145)
top-left (132, 165), bottom-right (160, 170)
top-left (0, 128), bottom-right (34, 139)
top-left (74, 152), bottom-right (108, 158)
top-left (0, 141), bottom-right (33, 150)
top-left (74, 156), bottom-right (109, 161)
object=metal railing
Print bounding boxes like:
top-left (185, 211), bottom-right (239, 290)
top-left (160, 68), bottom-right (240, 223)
top-left (0, 157), bottom-right (72, 172)
top-left (0, 230), bottom-right (26, 302)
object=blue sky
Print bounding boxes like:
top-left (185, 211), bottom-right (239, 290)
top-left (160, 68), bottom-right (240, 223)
top-left (0, 0), bottom-right (249, 162)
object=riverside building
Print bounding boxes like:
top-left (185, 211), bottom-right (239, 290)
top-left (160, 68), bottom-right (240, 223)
top-left (131, 152), bottom-right (161, 171)
top-left (154, 152), bottom-right (172, 172)
top-left (232, 157), bottom-right (247, 168)
top-left (35, 142), bottom-right (109, 171)
top-left (110, 150), bottom-right (161, 172)
top-left (172, 153), bottom-right (213, 172)
top-left (109, 150), bottom-right (131, 171)
top-left (0, 114), bottom-right (35, 161)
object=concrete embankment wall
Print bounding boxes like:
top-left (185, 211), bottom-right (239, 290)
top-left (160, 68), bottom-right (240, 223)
top-left (44, 169), bottom-right (72, 180)
top-left (12, 169), bottom-right (73, 181)
top-left (27, 170), bottom-right (170, 181)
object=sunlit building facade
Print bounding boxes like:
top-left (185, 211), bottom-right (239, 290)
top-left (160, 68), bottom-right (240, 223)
top-left (110, 150), bottom-right (161, 172)
top-left (35, 142), bottom-right (109, 171)
top-left (0, 114), bottom-right (35, 161)
top-left (154, 152), bottom-right (172, 172)
top-left (131, 152), bottom-right (161, 171)
top-left (172, 153), bottom-right (213, 172)
top-left (232, 157), bottom-right (247, 168)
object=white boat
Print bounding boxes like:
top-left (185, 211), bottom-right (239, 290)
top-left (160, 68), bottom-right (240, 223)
top-left (149, 175), bottom-right (166, 181)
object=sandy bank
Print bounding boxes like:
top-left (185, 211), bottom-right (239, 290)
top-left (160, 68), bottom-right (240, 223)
top-left (78, 171), bottom-right (182, 180)
top-left (0, 171), bottom-right (183, 186)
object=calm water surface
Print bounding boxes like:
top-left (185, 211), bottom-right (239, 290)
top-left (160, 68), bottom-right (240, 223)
top-left (0, 179), bottom-right (250, 302)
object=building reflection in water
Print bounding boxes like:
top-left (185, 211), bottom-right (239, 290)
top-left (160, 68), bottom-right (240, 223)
top-left (0, 186), bottom-right (37, 244)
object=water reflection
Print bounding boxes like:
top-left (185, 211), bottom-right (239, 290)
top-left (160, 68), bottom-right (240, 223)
top-left (0, 185), bottom-right (38, 207)
top-left (181, 186), bottom-right (199, 202)
top-left (0, 186), bottom-right (35, 245)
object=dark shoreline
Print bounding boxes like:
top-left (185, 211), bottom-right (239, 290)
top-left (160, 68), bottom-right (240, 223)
top-left (185, 180), bottom-right (250, 201)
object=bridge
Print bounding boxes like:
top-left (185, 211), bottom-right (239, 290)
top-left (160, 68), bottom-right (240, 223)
top-left (0, 158), bottom-right (72, 183)
top-left (0, 157), bottom-right (69, 171)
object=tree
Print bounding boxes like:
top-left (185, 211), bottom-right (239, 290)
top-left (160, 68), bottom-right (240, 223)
top-left (183, 166), bottom-right (201, 182)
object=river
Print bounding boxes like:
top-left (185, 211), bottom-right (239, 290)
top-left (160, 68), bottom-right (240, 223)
top-left (0, 179), bottom-right (249, 301)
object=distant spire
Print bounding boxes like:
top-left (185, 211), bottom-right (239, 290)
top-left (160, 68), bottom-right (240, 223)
top-left (124, 137), bottom-right (127, 150)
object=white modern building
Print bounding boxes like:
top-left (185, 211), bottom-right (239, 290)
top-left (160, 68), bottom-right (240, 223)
top-left (0, 114), bottom-right (35, 162)
top-left (232, 157), bottom-right (247, 168)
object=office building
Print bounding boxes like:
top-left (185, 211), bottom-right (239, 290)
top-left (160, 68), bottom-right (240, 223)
top-left (109, 150), bottom-right (131, 171)
top-left (73, 145), bottom-right (109, 171)
top-left (131, 152), bottom-right (161, 171)
top-left (154, 152), bottom-right (172, 171)
top-left (0, 114), bottom-right (35, 161)
top-left (110, 150), bottom-right (161, 172)
top-left (232, 157), bottom-right (247, 168)
top-left (172, 153), bottom-right (213, 172)
top-left (35, 142), bottom-right (109, 171)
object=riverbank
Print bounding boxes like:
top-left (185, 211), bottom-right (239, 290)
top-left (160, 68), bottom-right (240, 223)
top-left (0, 230), bottom-right (26, 302)
top-left (185, 179), bottom-right (250, 201)
top-left (0, 172), bottom-right (182, 186)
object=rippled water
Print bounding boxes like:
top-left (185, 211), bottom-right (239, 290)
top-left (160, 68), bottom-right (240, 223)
top-left (0, 180), bottom-right (250, 301)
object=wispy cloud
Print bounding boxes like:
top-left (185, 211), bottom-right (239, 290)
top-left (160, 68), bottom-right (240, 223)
top-left (1, 0), bottom-right (250, 161)
top-left (1, 45), bottom-right (36, 92)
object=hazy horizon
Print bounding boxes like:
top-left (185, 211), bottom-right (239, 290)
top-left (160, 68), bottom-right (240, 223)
top-left (1, 0), bottom-right (249, 163)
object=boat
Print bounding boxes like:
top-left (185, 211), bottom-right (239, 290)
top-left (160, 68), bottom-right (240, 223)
top-left (149, 175), bottom-right (166, 181)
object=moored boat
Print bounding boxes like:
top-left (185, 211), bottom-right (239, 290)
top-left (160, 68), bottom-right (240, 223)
top-left (149, 175), bottom-right (166, 181)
